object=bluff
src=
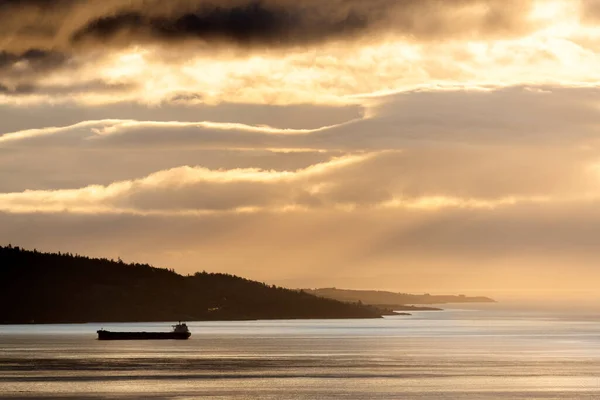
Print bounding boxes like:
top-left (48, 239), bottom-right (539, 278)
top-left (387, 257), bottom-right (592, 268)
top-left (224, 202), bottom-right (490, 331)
top-left (0, 246), bottom-right (383, 324)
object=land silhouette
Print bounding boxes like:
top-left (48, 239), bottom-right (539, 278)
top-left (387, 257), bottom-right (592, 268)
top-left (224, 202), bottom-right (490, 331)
top-left (0, 245), bottom-right (390, 324)
top-left (0, 245), bottom-right (494, 324)
top-left (304, 288), bottom-right (495, 309)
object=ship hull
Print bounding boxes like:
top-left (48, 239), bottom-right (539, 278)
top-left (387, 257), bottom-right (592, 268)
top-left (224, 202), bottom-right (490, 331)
top-left (97, 330), bottom-right (191, 340)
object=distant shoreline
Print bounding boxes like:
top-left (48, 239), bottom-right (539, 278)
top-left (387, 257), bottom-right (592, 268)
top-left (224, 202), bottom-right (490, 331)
top-left (303, 288), bottom-right (496, 312)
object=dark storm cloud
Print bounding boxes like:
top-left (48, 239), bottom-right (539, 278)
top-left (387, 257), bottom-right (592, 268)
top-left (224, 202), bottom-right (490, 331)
top-left (0, 49), bottom-right (72, 90)
top-left (0, 0), bottom-right (536, 53)
top-left (0, 0), bottom-right (66, 7)
top-left (0, 49), bottom-right (67, 72)
top-left (71, 2), bottom-right (371, 48)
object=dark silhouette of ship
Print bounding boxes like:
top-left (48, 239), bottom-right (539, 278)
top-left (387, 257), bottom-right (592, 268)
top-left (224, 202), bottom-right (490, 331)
top-left (97, 322), bottom-right (191, 340)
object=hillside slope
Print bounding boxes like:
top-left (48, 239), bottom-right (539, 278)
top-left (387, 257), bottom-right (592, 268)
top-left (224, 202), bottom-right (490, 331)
top-left (0, 246), bottom-right (382, 324)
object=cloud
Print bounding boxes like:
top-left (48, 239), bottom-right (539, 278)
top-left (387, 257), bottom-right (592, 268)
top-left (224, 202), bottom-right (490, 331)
top-left (1, 143), bottom-right (598, 215)
top-left (0, 49), bottom-right (71, 91)
top-left (0, 0), bottom-right (71, 7)
top-left (1, 0), bottom-right (599, 106)
top-left (0, 0), bottom-right (537, 53)
top-left (3, 85), bottom-right (600, 149)
top-left (0, 154), bottom-right (372, 214)
top-left (0, 100), bottom-right (362, 133)
top-left (357, 85), bottom-right (600, 145)
top-left (0, 49), bottom-right (67, 73)
top-left (0, 80), bottom-right (135, 98)
top-left (0, 82), bottom-right (35, 94)
top-left (0, 146), bottom-right (337, 194)
top-left (71, 0), bottom-right (536, 49)
top-left (3, 85), bottom-right (600, 200)
top-left (71, 3), bottom-right (369, 49)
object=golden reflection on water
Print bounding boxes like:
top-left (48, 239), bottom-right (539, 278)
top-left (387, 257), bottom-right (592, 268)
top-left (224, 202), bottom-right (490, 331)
top-left (1, 307), bottom-right (600, 399)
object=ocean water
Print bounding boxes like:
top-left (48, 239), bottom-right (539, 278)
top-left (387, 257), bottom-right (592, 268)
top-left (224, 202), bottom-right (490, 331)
top-left (1, 305), bottom-right (600, 399)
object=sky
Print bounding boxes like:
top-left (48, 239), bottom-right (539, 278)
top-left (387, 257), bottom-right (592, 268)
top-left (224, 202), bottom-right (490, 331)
top-left (2, 0), bottom-right (600, 299)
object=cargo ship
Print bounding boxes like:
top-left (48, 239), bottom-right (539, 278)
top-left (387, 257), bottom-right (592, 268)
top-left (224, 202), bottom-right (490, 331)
top-left (97, 322), bottom-right (191, 340)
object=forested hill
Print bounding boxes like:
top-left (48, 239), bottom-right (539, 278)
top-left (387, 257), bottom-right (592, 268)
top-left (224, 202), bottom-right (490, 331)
top-left (0, 245), bottom-right (382, 324)
top-left (304, 288), bottom-right (495, 307)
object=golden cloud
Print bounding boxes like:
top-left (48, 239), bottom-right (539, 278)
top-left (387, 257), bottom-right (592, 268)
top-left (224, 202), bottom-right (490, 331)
top-left (1, 1), bottom-right (599, 106)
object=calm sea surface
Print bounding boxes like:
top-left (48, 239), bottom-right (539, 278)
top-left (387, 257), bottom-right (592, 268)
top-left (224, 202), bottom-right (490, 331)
top-left (1, 305), bottom-right (600, 399)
